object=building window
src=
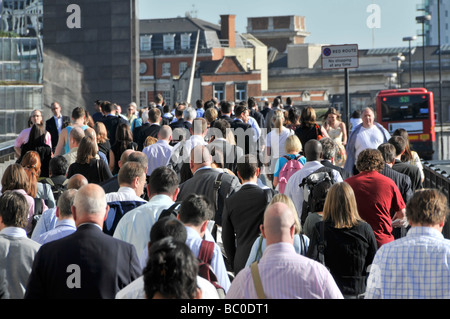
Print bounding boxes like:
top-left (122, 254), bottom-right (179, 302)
top-left (179, 62), bottom-right (188, 76)
top-left (235, 83), bottom-right (247, 102)
top-left (163, 34), bottom-right (175, 50)
top-left (162, 91), bottom-right (171, 107)
top-left (181, 33), bottom-right (191, 50)
top-left (214, 84), bottom-right (225, 101)
top-left (139, 91), bottom-right (148, 108)
top-left (162, 62), bottom-right (171, 76)
top-left (140, 35), bottom-right (152, 51)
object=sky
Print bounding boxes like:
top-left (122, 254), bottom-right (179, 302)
top-left (138, 0), bottom-right (424, 50)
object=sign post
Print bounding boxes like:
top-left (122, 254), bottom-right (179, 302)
top-left (321, 44), bottom-right (359, 129)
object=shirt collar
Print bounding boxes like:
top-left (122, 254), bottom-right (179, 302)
top-left (0, 227), bottom-right (27, 238)
top-left (406, 226), bottom-right (444, 239)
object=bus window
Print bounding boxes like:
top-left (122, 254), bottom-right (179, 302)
top-left (380, 95), bottom-right (429, 122)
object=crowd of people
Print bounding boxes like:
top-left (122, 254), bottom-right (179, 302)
top-left (0, 94), bottom-right (449, 300)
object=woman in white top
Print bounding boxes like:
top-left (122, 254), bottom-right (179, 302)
top-left (265, 109), bottom-right (294, 176)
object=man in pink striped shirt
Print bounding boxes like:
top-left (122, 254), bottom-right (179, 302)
top-left (226, 202), bottom-right (343, 299)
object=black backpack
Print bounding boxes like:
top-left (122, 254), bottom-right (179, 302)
top-left (42, 177), bottom-right (68, 204)
top-left (299, 167), bottom-right (335, 225)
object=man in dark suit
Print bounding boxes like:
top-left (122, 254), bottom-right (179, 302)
top-left (46, 102), bottom-right (70, 153)
top-left (222, 154), bottom-right (276, 274)
top-left (230, 105), bottom-right (256, 155)
top-left (248, 97), bottom-right (265, 129)
top-left (137, 108), bottom-right (161, 151)
top-left (388, 136), bottom-right (423, 192)
top-left (319, 137), bottom-right (351, 180)
top-left (177, 145), bottom-right (241, 230)
top-left (98, 101), bottom-right (129, 146)
top-left (24, 184), bottom-right (141, 299)
top-left (207, 119), bottom-right (244, 175)
top-left (218, 100), bottom-right (235, 125)
top-left (378, 143), bottom-right (413, 204)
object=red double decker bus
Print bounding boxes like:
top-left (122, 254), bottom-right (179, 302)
top-left (376, 88), bottom-right (435, 160)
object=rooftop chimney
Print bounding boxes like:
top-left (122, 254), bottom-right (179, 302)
top-left (220, 14), bottom-right (236, 48)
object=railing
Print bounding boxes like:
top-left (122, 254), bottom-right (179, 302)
top-left (422, 160), bottom-right (450, 239)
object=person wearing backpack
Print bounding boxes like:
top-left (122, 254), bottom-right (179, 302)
top-left (272, 135), bottom-right (306, 193)
top-left (284, 139), bottom-right (342, 224)
top-left (177, 193), bottom-right (231, 294)
top-left (115, 217), bottom-right (221, 299)
top-left (41, 155), bottom-right (69, 204)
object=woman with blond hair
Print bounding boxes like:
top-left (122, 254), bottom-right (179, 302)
top-left (245, 193), bottom-right (310, 267)
top-left (272, 135), bottom-right (306, 192)
top-left (265, 109), bottom-right (294, 178)
top-left (306, 182), bottom-right (377, 298)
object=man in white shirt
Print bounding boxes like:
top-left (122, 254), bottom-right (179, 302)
top-left (143, 125), bottom-right (173, 176)
top-left (285, 139), bottom-right (342, 223)
top-left (0, 191), bottom-right (41, 299)
top-left (113, 166), bottom-right (180, 259)
top-left (105, 162), bottom-right (148, 203)
top-left (344, 107), bottom-right (391, 175)
top-left (103, 162), bottom-right (148, 235)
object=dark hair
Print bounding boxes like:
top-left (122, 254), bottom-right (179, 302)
top-left (392, 128), bottom-right (414, 162)
top-left (377, 143), bottom-right (396, 164)
top-left (310, 179), bottom-right (332, 213)
top-left (27, 123), bottom-right (46, 146)
top-left (100, 101), bottom-right (113, 113)
top-left (236, 154), bottom-right (258, 181)
top-left (204, 100), bottom-right (214, 111)
top-left (288, 107), bottom-right (300, 125)
top-left (150, 217), bottom-right (187, 243)
top-left (147, 166), bottom-right (178, 196)
top-left (388, 136), bottom-right (407, 157)
top-left (178, 194), bottom-right (214, 226)
top-left (351, 110), bottom-right (361, 119)
top-left (247, 97), bottom-right (256, 109)
top-left (304, 139), bottom-right (322, 161)
top-left (0, 191), bottom-right (29, 228)
top-left (143, 237), bottom-right (198, 299)
top-left (234, 105), bottom-right (248, 118)
top-left (196, 99), bottom-right (204, 109)
top-left (212, 119), bottom-right (230, 138)
top-left (49, 155), bottom-right (69, 176)
top-left (220, 100), bottom-right (233, 114)
top-left (356, 149), bottom-right (385, 172)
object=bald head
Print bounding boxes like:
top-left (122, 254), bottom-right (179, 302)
top-left (72, 184), bottom-right (108, 227)
top-left (67, 174), bottom-right (88, 189)
top-left (261, 202), bottom-right (296, 246)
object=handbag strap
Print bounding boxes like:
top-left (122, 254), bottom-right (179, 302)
top-left (251, 261), bottom-right (266, 299)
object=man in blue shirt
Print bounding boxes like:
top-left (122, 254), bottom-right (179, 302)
top-left (35, 189), bottom-right (77, 245)
top-left (365, 188), bottom-right (450, 299)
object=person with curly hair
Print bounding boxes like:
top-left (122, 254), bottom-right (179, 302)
top-left (345, 149), bottom-right (406, 248)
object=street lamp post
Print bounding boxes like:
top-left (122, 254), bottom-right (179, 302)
top-left (416, 14), bottom-right (431, 88)
top-left (402, 36), bottom-right (416, 88)
top-left (392, 55), bottom-right (405, 88)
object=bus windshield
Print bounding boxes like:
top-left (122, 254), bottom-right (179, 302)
top-left (380, 94), bottom-right (430, 121)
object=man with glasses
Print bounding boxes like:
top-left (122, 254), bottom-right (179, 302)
top-left (46, 102), bottom-right (70, 153)
top-left (14, 109), bottom-right (53, 158)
